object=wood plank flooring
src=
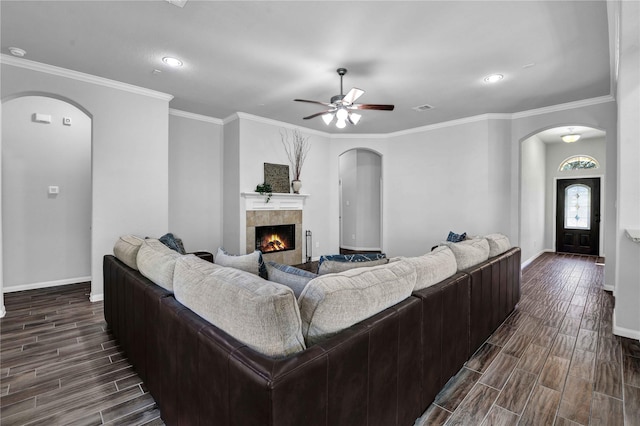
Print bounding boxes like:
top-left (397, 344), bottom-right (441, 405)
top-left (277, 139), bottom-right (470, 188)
top-left (417, 253), bottom-right (640, 426)
top-left (1, 253), bottom-right (638, 425)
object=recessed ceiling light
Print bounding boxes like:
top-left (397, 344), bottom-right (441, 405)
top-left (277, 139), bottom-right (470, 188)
top-left (483, 74), bottom-right (504, 83)
top-left (8, 47), bottom-right (26, 57)
top-left (162, 57), bottom-right (183, 67)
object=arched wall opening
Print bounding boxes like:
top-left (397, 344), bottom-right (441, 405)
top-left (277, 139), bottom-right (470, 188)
top-left (1, 94), bottom-right (92, 307)
top-left (519, 124), bottom-right (606, 265)
top-left (338, 148), bottom-right (383, 252)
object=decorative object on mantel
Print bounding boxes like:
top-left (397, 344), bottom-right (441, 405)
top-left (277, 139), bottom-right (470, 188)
top-left (281, 128), bottom-right (310, 194)
top-left (264, 163), bottom-right (290, 193)
top-left (255, 182), bottom-right (273, 203)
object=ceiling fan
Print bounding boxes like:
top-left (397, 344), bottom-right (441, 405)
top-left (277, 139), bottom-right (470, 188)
top-left (294, 68), bottom-right (394, 129)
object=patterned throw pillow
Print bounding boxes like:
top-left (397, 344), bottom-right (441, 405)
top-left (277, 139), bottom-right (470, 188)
top-left (316, 253), bottom-right (387, 275)
top-left (446, 231), bottom-right (467, 243)
top-left (215, 247), bottom-right (267, 279)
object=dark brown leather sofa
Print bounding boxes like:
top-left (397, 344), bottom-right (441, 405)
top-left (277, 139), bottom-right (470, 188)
top-left (103, 247), bottom-right (520, 426)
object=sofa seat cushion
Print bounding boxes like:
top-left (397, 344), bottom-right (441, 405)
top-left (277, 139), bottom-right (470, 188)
top-left (113, 234), bottom-right (144, 270)
top-left (485, 233), bottom-right (512, 257)
top-left (215, 248), bottom-right (267, 278)
top-left (401, 246), bottom-right (458, 291)
top-left (266, 261), bottom-right (317, 298)
top-left (173, 256), bottom-right (306, 358)
top-left (299, 260), bottom-right (416, 345)
top-left (137, 238), bottom-right (182, 291)
top-left (444, 238), bottom-right (490, 270)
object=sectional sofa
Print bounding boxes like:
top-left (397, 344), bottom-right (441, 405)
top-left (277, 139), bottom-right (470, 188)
top-left (103, 235), bottom-right (520, 426)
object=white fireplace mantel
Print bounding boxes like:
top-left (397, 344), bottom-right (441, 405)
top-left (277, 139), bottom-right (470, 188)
top-left (241, 192), bottom-right (309, 211)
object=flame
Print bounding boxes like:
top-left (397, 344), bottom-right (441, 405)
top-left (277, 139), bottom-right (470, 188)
top-left (260, 233), bottom-right (287, 252)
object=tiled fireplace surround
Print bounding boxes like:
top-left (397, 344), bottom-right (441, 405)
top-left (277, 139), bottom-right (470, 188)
top-left (243, 193), bottom-right (306, 265)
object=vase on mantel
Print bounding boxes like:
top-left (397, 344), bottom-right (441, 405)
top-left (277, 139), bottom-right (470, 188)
top-left (291, 179), bottom-right (302, 194)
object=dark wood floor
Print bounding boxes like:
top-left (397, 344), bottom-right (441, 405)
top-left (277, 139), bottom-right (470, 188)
top-left (1, 253), bottom-right (638, 425)
top-left (417, 252), bottom-right (640, 426)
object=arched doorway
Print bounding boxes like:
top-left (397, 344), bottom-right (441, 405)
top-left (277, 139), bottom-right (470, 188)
top-left (338, 148), bottom-right (382, 253)
top-left (520, 125), bottom-right (606, 263)
top-left (1, 95), bottom-right (92, 301)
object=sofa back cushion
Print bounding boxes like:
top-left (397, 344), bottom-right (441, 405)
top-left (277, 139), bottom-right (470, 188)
top-left (137, 238), bottom-right (182, 291)
top-left (484, 233), bottom-right (512, 257)
top-left (444, 238), bottom-right (490, 270)
top-left (299, 260), bottom-right (416, 345)
top-left (113, 234), bottom-right (144, 270)
top-left (402, 246), bottom-right (458, 291)
top-left (173, 256), bottom-right (306, 358)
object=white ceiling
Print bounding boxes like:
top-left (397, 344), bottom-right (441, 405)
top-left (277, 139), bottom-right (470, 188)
top-left (1, 1), bottom-right (612, 134)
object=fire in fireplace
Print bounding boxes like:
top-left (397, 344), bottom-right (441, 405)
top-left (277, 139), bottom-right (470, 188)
top-left (255, 224), bottom-right (295, 253)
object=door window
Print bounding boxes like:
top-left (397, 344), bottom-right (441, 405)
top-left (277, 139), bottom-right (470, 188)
top-left (564, 184), bottom-right (591, 230)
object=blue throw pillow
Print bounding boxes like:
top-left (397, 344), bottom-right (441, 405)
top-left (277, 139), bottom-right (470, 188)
top-left (159, 233), bottom-right (186, 254)
top-left (447, 231), bottom-right (466, 242)
top-left (446, 231), bottom-right (467, 243)
top-left (317, 253), bottom-right (386, 274)
top-left (266, 261), bottom-right (317, 297)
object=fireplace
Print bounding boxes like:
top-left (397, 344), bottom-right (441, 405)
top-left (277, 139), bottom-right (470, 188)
top-left (255, 224), bottom-right (295, 253)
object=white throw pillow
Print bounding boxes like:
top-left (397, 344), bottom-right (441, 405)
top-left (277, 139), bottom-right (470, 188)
top-left (484, 233), bottom-right (512, 257)
top-left (173, 257), bottom-right (306, 358)
top-left (299, 260), bottom-right (416, 345)
top-left (215, 248), bottom-right (266, 277)
top-left (137, 238), bottom-right (182, 291)
top-left (113, 234), bottom-right (144, 270)
top-left (444, 238), bottom-right (491, 270)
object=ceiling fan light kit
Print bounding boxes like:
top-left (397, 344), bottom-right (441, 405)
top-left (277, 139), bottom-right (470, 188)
top-left (294, 68), bottom-right (394, 129)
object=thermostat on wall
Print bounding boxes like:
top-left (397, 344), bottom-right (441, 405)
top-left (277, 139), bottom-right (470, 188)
top-left (33, 113), bottom-right (52, 124)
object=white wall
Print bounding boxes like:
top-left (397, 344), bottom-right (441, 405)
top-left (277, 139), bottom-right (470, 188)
top-left (222, 118), bottom-right (241, 254)
top-left (168, 111), bottom-right (223, 253)
top-left (545, 137), bottom-right (606, 255)
top-left (520, 135), bottom-right (547, 264)
top-left (1, 59), bottom-right (172, 301)
top-left (2, 96), bottom-right (91, 290)
top-left (614, 0), bottom-right (640, 339)
top-left (339, 149), bottom-right (357, 248)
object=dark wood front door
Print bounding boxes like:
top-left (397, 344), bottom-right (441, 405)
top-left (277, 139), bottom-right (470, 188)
top-left (556, 178), bottom-right (600, 255)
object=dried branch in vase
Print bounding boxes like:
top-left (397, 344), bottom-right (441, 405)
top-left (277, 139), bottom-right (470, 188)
top-left (280, 128), bottom-right (310, 181)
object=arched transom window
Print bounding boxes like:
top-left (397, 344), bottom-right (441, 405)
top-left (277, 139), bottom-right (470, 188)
top-left (559, 155), bottom-right (599, 171)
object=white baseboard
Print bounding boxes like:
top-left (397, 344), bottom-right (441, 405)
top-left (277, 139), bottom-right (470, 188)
top-left (2, 276), bottom-right (91, 293)
top-left (521, 249), bottom-right (554, 269)
top-left (89, 293), bottom-right (104, 302)
top-left (613, 308), bottom-right (640, 340)
top-left (603, 284), bottom-right (615, 292)
top-left (0, 305), bottom-right (5, 318)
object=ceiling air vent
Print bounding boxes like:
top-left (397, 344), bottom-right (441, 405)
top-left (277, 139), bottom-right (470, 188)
top-left (166, 0), bottom-right (188, 7)
top-left (412, 104), bottom-right (434, 112)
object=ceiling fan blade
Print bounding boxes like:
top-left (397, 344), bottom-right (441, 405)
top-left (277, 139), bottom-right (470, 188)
top-left (351, 103), bottom-right (395, 111)
top-left (342, 88), bottom-right (365, 105)
top-left (294, 99), bottom-right (332, 107)
top-left (303, 110), bottom-right (334, 120)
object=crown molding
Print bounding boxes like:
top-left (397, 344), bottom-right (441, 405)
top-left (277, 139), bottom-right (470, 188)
top-left (169, 108), bottom-right (223, 124)
top-left (511, 95), bottom-right (615, 120)
top-left (229, 112), bottom-right (330, 137)
top-left (0, 54), bottom-right (174, 102)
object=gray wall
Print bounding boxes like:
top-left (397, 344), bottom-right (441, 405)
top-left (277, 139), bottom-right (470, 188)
top-left (1, 61), bottom-right (171, 301)
top-left (339, 149), bottom-right (381, 251)
top-left (2, 96), bottom-right (91, 289)
top-left (168, 112), bottom-right (223, 253)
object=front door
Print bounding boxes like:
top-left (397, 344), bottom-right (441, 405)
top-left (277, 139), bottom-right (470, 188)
top-left (556, 178), bottom-right (600, 255)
